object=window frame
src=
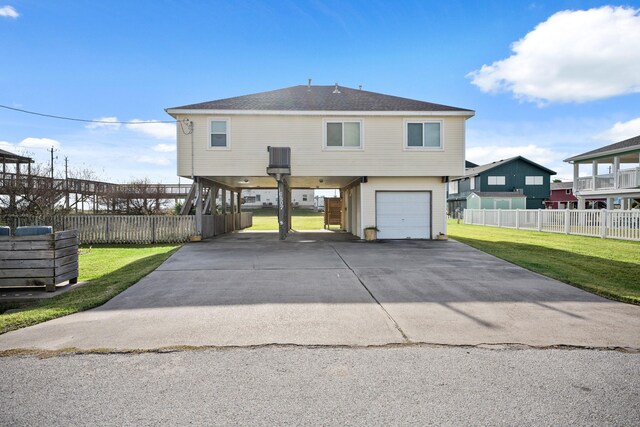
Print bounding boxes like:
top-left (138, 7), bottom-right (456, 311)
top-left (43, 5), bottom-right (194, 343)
top-left (469, 177), bottom-right (475, 190)
top-left (449, 180), bottom-right (459, 194)
top-left (403, 119), bottom-right (444, 150)
top-left (525, 175), bottom-right (544, 185)
top-left (322, 118), bottom-right (364, 150)
top-left (487, 176), bottom-right (506, 186)
top-left (208, 117), bottom-right (231, 150)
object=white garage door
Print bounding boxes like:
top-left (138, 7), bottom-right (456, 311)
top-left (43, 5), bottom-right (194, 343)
top-left (376, 192), bottom-right (431, 239)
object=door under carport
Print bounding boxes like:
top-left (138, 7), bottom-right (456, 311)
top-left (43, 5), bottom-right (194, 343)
top-left (376, 191), bottom-right (431, 239)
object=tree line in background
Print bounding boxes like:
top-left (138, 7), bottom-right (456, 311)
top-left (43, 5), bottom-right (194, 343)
top-left (1, 158), bottom-right (175, 217)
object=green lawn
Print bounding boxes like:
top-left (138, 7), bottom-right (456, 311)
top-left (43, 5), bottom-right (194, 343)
top-left (246, 208), bottom-right (330, 230)
top-left (0, 244), bottom-right (180, 334)
top-left (447, 220), bottom-right (640, 304)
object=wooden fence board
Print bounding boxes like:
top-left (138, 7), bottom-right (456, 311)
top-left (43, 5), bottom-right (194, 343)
top-left (0, 240), bottom-right (52, 251)
top-left (0, 277), bottom-right (54, 287)
top-left (0, 268), bottom-right (55, 278)
top-left (0, 249), bottom-right (55, 260)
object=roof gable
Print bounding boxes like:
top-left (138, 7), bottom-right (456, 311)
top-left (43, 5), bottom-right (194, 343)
top-left (464, 156), bottom-right (556, 177)
top-left (168, 85), bottom-right (474, 113)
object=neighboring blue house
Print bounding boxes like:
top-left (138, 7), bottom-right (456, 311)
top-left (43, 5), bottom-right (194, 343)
top-left (447, 156), bottom-right (556, 212)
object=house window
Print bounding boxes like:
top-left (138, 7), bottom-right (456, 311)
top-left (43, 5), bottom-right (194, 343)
top-left (449, 180), bottom-right (459, 194)
top-left (405, 120), bottom-right (442, 149)
top-left (255, 194), bottom-right (261, 202)
top-left (324, 120), bottom-right (362, 148)
top-left (470, 177), bottom-right (475, 190)
top-left (525, 176), bottom-right (543, 185)
top-left (565, 189), bottom-right (571, 195)
top-left (245, 196), bottom-right (256, 203)
top-left (210, 119), bottom-right (229, 148)
top-left (302, 195), bottom-right (308, 201)
top-left (488, 176), bottom-right (506, 185)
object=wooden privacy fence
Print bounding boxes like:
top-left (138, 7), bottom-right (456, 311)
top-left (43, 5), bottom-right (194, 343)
top-left (2, 215), bottom-right (195, 244)
top-left (464, 209), bottom-right (640, 241)
top-left (1, 213), bottom-right (253, 244)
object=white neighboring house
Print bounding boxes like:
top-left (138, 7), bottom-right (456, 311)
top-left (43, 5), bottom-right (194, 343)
top-left (242, 189), bottom-right (315, 209)
top-left (565, 135), bottom-right (640, 209)
top-left (166, 84), bottom-right (474, 238)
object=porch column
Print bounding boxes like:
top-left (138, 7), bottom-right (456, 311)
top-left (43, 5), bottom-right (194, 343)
top-left (221, 189), bottom-right (227, 214)
top-left (577, 196), bottom-right (586, 210)
top-left (195, 179), bottom-right (203, 235)
top-left (230, 190), bottom-right (236, 231)
top-left (592, 160), bottom-right (598, 190)
top-left (606, 197), bottom-right (615, 210)
top-left (613, 156), bottom-right (620, 189)
top-left (573, 163), bottom-right (579, 193)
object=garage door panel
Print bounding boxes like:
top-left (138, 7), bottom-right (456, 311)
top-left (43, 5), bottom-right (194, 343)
top-left (376, 192), bottom-right (431, 239)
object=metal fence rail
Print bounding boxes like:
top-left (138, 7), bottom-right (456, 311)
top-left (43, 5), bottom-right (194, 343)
top-left (464, 209), bottom-right (640, 241)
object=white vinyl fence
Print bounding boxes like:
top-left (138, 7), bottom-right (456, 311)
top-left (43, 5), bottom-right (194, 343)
top-left (464, 209), bottom-right (640, 241)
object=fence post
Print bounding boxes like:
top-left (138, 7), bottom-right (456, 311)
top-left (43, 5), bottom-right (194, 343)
top-left (105, 216), bottom-right (110, 243)
top-left (152, 216), bottom-right (156, 244)
top-left (481, 210), bottom-right (486, 226)
top-left (537, 209), bottom-right (542, 232)
top-left (515, 209), bottom-right (520, 229)
top-left (497, 211), bottom-right (502, 228)
top-left (564, 209), bottom-right (570, 234)
top-left (600, 209), bottom-right (607, 239)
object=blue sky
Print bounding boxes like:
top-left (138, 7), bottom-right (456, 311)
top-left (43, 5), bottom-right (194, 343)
top-left (1, 0), bottom-right (639, 183)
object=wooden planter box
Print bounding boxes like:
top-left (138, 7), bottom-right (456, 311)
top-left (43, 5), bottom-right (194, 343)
top-left (0, 230), bottom-right (79, 292)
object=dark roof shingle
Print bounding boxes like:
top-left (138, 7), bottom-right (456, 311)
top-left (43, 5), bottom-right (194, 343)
top-left (169, 85), bottom-right (473, 112)
top-left (565, 135), bottom-right (640, 161)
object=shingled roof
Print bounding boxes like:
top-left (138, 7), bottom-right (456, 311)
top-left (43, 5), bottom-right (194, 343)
top-left (464, 156), bottom-right (556, 177)
top-left (168, 85), bottom-right (474, 113)
top-left (564, 134), bottom-right (640, 162)
top-left (0, 148), bottom-right (33, 164)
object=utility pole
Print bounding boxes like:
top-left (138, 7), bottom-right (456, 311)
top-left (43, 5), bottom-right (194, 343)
top-left (64, 156), bottom-right (69, 209)
top-left (48, 146), bottom-right (57, 215)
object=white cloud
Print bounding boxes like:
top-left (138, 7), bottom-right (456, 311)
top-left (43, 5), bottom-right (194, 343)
top-left (137, 155), bottom-right (170, 166)
top-left (0, 5), bottom-right (19, 18)
top-left (594, 117), bottom-right (640, 142)
top-left (126, 120), bottom-right (175, 140)
top-left (85, 117), bottom-right (121, 131)
top-left (19, 137), bottom-right (61, 149)
top-left (152, 143), bottom-right (176, 152)
top-left (0, 140), bottom-right (16, 151)
top-left (468, 6), bottom-right (640, 104)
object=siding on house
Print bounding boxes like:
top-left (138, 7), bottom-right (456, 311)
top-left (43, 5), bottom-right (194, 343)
top-left (175, 114), bottom-right (467, 180)
top-left (447, 157), bottom-right (555, 211)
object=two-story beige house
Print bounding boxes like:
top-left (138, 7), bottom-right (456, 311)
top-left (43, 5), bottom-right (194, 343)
top-left (166, 84), bottom-right (474, 239)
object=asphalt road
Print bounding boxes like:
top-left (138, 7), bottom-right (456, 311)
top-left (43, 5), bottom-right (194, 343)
top-left (2, 346), bottom-right (638, 426)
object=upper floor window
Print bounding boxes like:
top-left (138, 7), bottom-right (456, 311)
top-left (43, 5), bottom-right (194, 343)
top-left (302, 194), bottom-right (308, 201)
top-left (324, 120), bottom-right (362, 149)
top-left (449, 180), bottom-right (459, 194)
top-left (488, 176), bottom-right (506, 185)
top-left (405, 120), bottom-right (442, 149)
top-left (210, 119), bottom-right (230, 149)
top-left (525, 176), bottom-right (543, 185)
top-left (469, 177), bottom-right (476, 190)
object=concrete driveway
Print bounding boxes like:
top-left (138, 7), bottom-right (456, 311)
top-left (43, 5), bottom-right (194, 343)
top-left (1, 231), bottom-right (639, 351)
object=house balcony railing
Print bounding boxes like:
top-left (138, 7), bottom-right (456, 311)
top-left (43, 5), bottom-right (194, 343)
top-left (576, 168), bottom-right (640, 192)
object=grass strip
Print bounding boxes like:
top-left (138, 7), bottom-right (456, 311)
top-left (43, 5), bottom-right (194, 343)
top-left (247, 208), bottom-right (330, 230)
top-left (0, 244), bottom-right (180, 335)
top-left (447, 220), bottom-right (640, 305)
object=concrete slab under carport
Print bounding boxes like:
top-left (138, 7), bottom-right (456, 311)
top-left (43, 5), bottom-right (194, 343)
top-left (332, 239), bottom-right (640, 348)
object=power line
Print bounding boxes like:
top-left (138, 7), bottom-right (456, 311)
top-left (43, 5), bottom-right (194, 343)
top-left (0, 104), bottom-right (176, 124)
